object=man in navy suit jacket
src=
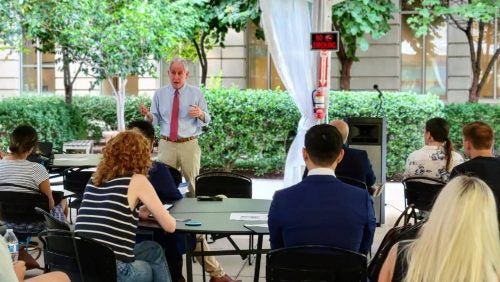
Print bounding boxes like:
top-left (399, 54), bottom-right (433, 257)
top-left (331, 120), bottom-right (376, 188)
top-left (269, 124), bottom-right (376, 254)
top-left (302, 120), bottom-right (377, 190)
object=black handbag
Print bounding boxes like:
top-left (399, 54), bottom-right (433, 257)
top-left (367, 204), bottom-right (424, 281)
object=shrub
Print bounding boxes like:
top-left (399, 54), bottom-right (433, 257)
top-left (0, 95), bottom-right (87, 151)
top-left (73, 95), bottom-right (151, 130)
top-left (0, 90), bottom-right (449, 179)
top-left (444, 103), bottom-right (500, 154)
top-left (199, 88), bottom-right (299, 174)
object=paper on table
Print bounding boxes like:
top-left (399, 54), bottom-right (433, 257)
top-left (230, 213), bottom-right (267, 221)
top-left (243, 223), bottom-right (268, 227)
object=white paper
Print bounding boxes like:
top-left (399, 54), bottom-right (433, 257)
top-left (230, 213), bottom-right (268, 221)
top-left (243, 223), bottom-right (268, 228)
top-left (164, 204), bottom-right (173, 210)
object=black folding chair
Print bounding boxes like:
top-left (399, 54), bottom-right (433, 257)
top-left (402, 176), bottom-right (446, 212)
top-left (266, 245), bottom-right (367, 282)
top-left (195, 171), bottom-right (253, 267)
top-left (195, 171), bottom-right (252, 198)
top-left (63, 168), bottom-right (93, 224)
top-left (75, 234), bottom-right (117, 282)
top-left (34, 207), bottom-right (70, 231)
top-left (39, 230), bottom-right (117, 282)
top-left (39, 230), bottom-right (79, 279)
top-left (0, 186), bottom-right (49, 240)
top-left (337, 175), bottom-right (367, 190)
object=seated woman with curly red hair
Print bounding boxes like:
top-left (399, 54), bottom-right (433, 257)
top-left (75, 130), bottom-right (176, 282)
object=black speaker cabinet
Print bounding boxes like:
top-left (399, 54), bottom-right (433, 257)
top-left (346, 117), bottom-right (387, 225)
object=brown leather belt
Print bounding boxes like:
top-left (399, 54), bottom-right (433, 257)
top-left (161, 135), bottom-right (197, 143)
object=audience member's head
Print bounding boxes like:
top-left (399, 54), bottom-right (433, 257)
top-left (127, 120), bottom-right (155, 144)
top-left (329, 120), bottom-right (349, 144)
top-left (462, 121), bottom-right (494, 158)
top-left (9, 125), bottom-right (38, 155)
top-left (425, 117), bottom-right (454, 170)
top-left (93, 130), bottom-right (151, 186)
top-left (303, 124), bottom-right (344, 169)
top-left (404, 175), bottom-right (500, 281)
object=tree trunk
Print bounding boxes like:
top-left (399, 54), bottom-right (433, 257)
top-left (62, 48), bottom-right (72, 104)
top-left (116, 77), bottom-right (127, 131)
top-left (339, 59), bottom-right (353, 90)
top-left (193, 31), bottom-right (208, 86)
top-left (108, 77), bottom-right (127, 131)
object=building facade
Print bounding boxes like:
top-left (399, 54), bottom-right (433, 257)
top-left (0, 2), bottom-right (498, 103)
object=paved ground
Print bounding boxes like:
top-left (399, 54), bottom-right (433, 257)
top-left (30, 178), bottom-right (405, 282)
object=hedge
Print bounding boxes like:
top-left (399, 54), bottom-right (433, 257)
top-left (0, 95), bottom-right (87, 150)
top-left (443, 103), bottom-right (500, 154)
top-left (1, 91), bottom-right (498, 178)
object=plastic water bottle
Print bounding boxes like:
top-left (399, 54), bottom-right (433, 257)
top-left (4, 229), bottom-right (19, 262)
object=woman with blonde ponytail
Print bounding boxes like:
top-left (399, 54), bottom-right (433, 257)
top-left (379, 175), bottom-right (500, 282)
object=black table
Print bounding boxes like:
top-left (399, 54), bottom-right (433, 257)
top-left (140, 198), bottom-right (270, 282)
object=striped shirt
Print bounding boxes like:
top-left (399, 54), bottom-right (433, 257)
top-left (0, 159), bottom-right (48, 192)
top-left (75, 177), bottom-right (138, 262)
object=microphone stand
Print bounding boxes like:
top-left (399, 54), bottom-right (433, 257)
top-left (373, 84), bottom-right (384, 117)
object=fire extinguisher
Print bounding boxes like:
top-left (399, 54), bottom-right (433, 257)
top-left (312, 88), bottom-right (325, 120)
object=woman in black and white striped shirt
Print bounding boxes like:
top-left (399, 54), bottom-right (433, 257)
top-left (75, 130), bottom-right (176, 282)
top-left (0, 125), bottom-right (67, 229)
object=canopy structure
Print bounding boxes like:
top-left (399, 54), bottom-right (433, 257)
top-left (260, 0), bottom-right (343, 186)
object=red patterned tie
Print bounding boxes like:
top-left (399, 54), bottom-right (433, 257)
top-left (169, 89), bottom-right (179, 141)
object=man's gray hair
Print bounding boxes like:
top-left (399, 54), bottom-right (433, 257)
top-left (169, 58), bottom-right (189, 72)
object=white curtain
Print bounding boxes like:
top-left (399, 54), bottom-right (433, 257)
top-left (260, 0), bottom-right (318, 187)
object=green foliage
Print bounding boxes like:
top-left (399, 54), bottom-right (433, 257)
top-left (0, 1), bottom-right (22, 49)
top-left (329, 92), bottom-right (444, 178)
top-left (443, 103), bottom-right (500, 154)
top-left (188, 0), bottom-right (262, 84)
top-left (0, 90), bottom-right (474, 179)
top-left (199, 88), bottom-right (298, 173)
top-left (0, 95), bottom-right (87, 151)
top-left (406, 0), bottom-right (500, 101)
top-left (332, 0), bottom-right (395, 59)
top-left (72, 95), bottom-right (151, 130)
top-left (407, 0), bottom-right (499, 37)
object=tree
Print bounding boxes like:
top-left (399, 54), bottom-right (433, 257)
top-left (190, 0), bottom-right (261, 85)
top-left (0, 1), bottom-right (22, 50)
top-left (407, 0), bottom-right (500, 102)
top-left (84, 0), bottom-right (198, 130)
top-left (21, 0), bottom-right (100, 104)
top-left (331, 0), bottom-right (395, 90)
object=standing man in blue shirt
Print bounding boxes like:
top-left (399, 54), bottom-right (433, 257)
top-left (140, 58), bottom-right (211, 198)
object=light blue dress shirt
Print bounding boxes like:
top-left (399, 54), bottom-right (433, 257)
top-left (150, 84), bottom-right (211, 137)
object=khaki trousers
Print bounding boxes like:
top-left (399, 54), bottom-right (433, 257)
top-left (157, 138), bottom-right (200, 198)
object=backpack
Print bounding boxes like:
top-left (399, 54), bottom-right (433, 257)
top-left (367, 204), bottom-right (424, 281)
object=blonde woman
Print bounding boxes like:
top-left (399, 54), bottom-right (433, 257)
top-left (379, 176), bottom-right (500, 282)
top-left (75, 130), bottom-right (176, 282)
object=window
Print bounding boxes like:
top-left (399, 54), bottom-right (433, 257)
top-left (401, 14), bottom-right (447, 96)
top-left (475, 18), bottom-right (499, 99)
top-left (247, 23), bottom-right (285, 90)
top-left (21, 40), bottom-right (55, 94)
top-left (101, 76), bottom-right (138, 96)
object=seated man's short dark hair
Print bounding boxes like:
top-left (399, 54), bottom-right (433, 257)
top-left (305, 124), bottom-right (343, 166)
top-left (127, 120), bottom-right (155, 143)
